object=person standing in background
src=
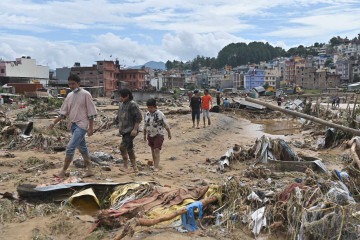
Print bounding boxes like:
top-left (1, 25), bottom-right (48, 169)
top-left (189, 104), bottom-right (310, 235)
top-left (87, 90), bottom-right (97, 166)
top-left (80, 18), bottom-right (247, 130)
top-left (201, 89), bottom-right (212, 128)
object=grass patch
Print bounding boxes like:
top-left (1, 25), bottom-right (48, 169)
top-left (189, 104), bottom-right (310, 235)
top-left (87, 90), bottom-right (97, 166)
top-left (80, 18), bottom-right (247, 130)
top-left (85, 228), bottom-right (106, 240)
top-left (49, 215), bottom-right (74, 235)
top-left (0, 199), bottom-right (75, 223)
top-left (0, 199), bottom-right (28, 222)
top-left (0, 172), bottom-right (20, 182)
top-left (304, 89), bottom-right (323, 94)
top-left (25, 157), bottom-right (46, 167)
top-left (32, 228), bottom-right (52, 240)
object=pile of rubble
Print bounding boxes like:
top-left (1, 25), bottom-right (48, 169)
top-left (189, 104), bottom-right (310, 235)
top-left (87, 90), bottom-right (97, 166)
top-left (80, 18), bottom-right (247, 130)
top-left (209, 135), bottom-right (360, 239)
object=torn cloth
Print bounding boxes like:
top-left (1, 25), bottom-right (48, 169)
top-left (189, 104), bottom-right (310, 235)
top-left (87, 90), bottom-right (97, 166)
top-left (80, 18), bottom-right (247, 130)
top-left (181, 201), bottom-right (203, 231)
top-left (279, 183), bottom-right (305, 202)
top-left (107, 185), bottom-right (209, 218)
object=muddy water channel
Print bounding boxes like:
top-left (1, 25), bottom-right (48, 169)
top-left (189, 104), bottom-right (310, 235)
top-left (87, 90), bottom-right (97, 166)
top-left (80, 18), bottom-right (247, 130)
top-left (251, 119), bottom-right (302, 135)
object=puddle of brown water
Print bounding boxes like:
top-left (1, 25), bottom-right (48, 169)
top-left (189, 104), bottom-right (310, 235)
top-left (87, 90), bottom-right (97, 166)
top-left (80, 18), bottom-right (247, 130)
top-left (251, 119), bottom-right (301, 135)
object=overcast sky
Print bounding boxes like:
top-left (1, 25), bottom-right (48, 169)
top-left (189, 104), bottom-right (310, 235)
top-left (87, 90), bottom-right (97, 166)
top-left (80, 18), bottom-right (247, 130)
top-left (0, 0), bottom-right (359, 69)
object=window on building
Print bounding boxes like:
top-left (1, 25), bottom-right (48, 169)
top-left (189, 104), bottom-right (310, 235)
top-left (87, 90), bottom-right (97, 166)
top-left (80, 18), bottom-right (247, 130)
top-left (99, 63), bottom-right (103, 66)
top-left (90, 72), bottom-right (93, 75)
top-left (0, 69), bottom-right (4, 73)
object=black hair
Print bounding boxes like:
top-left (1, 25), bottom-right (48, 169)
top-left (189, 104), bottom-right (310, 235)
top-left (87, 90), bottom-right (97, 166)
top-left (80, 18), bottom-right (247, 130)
top-left (119, 88), bottom-right (133, 100)
top-left (204, 89), bottom-right (209, 93)
top-left (68, 74), bottom-right (81, 83)
top-left (146, 98), bottom-right (157, 107)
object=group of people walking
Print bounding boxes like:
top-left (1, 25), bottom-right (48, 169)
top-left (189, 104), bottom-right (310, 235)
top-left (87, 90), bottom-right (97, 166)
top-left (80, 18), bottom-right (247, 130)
top-left (332, 96), bottom-right (341, 109)
top-left (189, 89), bottom-right (212, 129)
top-left (50, 75), bottom-right (234, 177)
top-left (189, 89), bottom-right (230, 128)
top-left (50, 74), bottom-right (171, 178)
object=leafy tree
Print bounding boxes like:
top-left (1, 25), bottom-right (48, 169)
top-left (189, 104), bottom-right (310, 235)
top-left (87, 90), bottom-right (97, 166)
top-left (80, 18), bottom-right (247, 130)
top-left (186, 84), bottom-right (195, 90)
top-left (324, 59), bottom-right (333, 67)
top-left (263, 82), bottom-right (269, 90)
top-left (165, 60), bottom-right (173, 70)
top-left (330, 37), bottom-right (340, 46)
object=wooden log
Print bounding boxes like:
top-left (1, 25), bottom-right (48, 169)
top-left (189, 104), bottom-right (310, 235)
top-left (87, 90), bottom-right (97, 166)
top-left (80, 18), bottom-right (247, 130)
top-left (352, 95), bottom-right (358, 119)
top-left (139, 195), bottom-right (218, 226)
top-left (347, 138), bottom-right (360, 170)
top-left (114, 195), bottom-right (218, 240)
top-left (245, 97), bottom-right (360, 136)
top-left (350, 142), bottom-right (360, 170)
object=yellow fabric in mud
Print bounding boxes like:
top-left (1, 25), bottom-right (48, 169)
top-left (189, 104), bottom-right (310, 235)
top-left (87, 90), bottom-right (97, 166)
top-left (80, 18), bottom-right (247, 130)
top-left (146, 185), bottom-right (221, 224)
top-left (147, 198), bottom-right (196, 224)
top-left (110, 182), bottom-right (150, 206)
top-left (204, 184), bottom-right (223, 206)
top-left (69, 188), bottom-right (100, 214)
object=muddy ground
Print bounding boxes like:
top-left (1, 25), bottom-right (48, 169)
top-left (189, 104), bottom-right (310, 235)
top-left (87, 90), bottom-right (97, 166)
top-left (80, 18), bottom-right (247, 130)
top-left (0, 97), bottom-right (348, 240)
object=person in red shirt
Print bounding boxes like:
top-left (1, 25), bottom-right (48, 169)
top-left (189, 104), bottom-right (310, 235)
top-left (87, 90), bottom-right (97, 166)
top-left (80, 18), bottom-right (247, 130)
top-left (201, 89), bottom-right (212, 128)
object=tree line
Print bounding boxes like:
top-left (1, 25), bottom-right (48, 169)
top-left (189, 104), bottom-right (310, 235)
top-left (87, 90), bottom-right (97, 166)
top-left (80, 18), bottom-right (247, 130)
top-left (165, 33), bottom-right (360, 71)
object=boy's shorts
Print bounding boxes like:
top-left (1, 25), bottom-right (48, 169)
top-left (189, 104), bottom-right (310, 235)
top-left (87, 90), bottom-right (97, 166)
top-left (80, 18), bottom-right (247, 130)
top-left (148, 135), bottom-right (164, 150)
top-left (202, 109), bottom-right (210, 118)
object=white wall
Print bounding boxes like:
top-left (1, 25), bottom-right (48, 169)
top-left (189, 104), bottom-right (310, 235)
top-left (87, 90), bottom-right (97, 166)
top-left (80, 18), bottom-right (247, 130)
top-left (5, 58), bottom-right (49, 79)
top-left (150, 76), bottom-right (164, 90)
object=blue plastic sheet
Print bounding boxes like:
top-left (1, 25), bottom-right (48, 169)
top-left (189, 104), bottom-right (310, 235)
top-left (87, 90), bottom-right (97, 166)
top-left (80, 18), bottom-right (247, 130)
top-left (181, 201), bottom-right (203, 231)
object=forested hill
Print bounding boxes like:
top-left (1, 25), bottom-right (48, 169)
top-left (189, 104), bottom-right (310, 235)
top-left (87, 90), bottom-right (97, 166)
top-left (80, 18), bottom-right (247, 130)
top-left (216, 42), bottom-right (286, 68)
top-left (166, 41), bottom-right (321, 71)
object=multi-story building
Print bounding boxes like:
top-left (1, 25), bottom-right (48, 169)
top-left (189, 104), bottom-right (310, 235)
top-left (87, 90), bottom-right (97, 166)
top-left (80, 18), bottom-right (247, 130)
top-left (232, 71), bottom-right (245, 89)
top-left (54, 67), bottom-right (71, 86)
top-left (295, 67), bottom-right (316, 89)
top-left (196, 73), bottom-right (209, 88)
top-left (70, 60), bottom-right (120, 95)
top-left (0, 56), bottom-right (49, 86)
top-left (244, 69), bottom-right (265, 91)
top-left (295, 67), bottom-right (340, 89)
top-left (264, 68), bottom-right (280, 88)
top-left (284, 57), bottom-right (305, 84)
top-left (119, 69), bottom-right (146, 90)
top-left (220, 73), bottom-right (233, 89)
top-left (69, 60), bottom-right (146, 95)
top-left (208, 74), bottom-right (221, 88)
top-left (149, 71), bottom-right (165, 90)
top-left (163, 72), bottom-right (185, 89)
top-left (185, 74), bottom-right (197, 87)
top-left (335, 59), bottom-right (350, 83)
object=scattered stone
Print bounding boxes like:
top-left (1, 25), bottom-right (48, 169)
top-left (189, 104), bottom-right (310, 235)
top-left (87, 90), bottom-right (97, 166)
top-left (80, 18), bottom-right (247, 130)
top-left (201, 179), bottom-right (209, 186)
top-left (73, 159), bottom-right (86, 168)
top-left (115, 158), bottom-right (124, 164)
top-left (168, 157), bottom-right (177, 161)
top-left (101, 166), bottom-right (111, 171)
top-left (0, 151), bottom-right (15, 158)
